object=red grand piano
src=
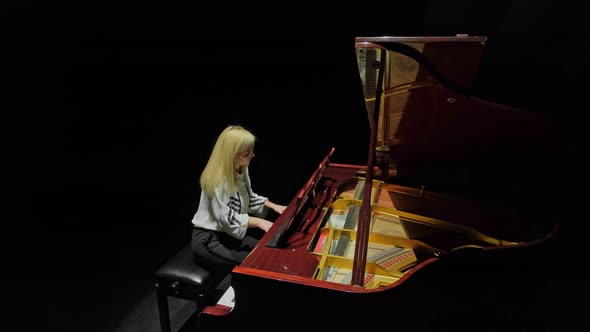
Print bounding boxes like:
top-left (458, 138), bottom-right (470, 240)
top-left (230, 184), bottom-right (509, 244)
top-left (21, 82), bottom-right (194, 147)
top-left (198, 35), bottom-right (562, 331)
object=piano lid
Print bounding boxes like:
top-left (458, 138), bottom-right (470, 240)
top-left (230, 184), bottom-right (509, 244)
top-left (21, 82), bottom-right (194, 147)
top-left (354, 35), bottom-right (558, 198)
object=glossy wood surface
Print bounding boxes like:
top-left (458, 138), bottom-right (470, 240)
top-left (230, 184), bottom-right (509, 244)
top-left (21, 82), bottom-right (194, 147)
top-left (240, 165), bottom-right (358, 277)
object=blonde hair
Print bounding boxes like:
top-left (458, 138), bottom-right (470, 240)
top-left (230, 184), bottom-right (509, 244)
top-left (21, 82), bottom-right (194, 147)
top-left (200, 125), bottom-right (256, 197)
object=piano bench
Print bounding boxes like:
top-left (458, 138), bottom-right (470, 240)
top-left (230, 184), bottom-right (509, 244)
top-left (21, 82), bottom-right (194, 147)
top-left (154, 243), bottom-right (227, 332)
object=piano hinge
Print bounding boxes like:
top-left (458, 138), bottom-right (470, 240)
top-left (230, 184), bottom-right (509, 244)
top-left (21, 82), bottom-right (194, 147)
top-left (419, 185), bottom-right (425, 197)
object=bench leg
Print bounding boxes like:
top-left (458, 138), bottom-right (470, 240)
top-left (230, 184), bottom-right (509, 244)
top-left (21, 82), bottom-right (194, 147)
top-left (155, 282), bottom-right (171, 332)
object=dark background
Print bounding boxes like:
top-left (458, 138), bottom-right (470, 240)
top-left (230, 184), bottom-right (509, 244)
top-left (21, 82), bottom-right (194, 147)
top-left (2, 0), bottom-right (588, 331)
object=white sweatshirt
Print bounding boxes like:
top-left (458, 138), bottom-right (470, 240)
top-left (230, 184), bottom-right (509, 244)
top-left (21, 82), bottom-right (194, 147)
top-left (191, 169), bottom-right (268, 239)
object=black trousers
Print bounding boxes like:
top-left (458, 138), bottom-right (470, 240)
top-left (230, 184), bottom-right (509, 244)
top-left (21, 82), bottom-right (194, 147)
top-left (191, 227), bottom-right (262, 274)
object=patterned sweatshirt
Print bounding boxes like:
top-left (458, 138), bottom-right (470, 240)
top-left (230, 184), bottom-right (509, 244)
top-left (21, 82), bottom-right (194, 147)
top-left (191, 169), bottom-right (268, 239)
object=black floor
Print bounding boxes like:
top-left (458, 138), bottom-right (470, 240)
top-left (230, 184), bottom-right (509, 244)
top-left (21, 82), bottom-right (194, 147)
top-left (114, 289), bottom-right (197, 332)
top-left (6, 231), bottom-right (230, 332)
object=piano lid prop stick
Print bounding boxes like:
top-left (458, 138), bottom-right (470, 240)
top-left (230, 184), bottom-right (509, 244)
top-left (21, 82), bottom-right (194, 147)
top-left (351, 48), bottom-right (386, 286)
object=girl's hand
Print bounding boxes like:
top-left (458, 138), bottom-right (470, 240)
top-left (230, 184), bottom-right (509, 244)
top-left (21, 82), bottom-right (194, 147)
top-left (265, 200), bottom-right (287, 214)
top-left (272, 204), bottom-right (287, 214)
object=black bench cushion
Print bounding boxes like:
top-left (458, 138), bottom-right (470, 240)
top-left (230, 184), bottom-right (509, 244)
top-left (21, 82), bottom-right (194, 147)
top-left (156, 244), bottom-right (215, 290)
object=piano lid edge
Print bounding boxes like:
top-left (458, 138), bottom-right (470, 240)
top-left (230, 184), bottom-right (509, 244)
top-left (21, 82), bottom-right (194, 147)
top-left (233, 257), bottom-right (441, 294)
top-left (356, 35), bottom-right (487, 44)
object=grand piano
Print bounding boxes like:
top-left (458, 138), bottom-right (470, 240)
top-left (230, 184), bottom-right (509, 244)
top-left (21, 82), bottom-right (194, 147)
top-left (198, 35), bottom-right (562, 331)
